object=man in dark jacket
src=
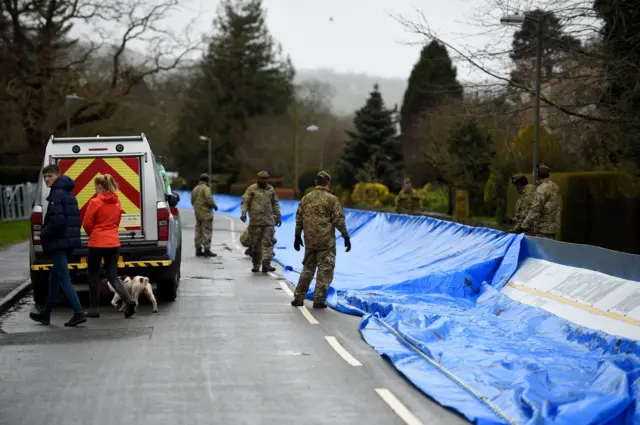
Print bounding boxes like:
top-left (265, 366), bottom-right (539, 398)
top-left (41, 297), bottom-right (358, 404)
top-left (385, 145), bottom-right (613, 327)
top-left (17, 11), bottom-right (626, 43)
top-left (30, 165), bottom-right (86, 327)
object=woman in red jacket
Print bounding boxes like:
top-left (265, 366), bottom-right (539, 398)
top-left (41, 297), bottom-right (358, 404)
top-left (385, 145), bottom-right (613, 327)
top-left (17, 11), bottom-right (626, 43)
top-left (83, 174), bottom-right (136, 318)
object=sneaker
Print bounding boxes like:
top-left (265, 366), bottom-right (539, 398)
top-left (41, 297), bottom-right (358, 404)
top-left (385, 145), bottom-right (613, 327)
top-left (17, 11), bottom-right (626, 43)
top-left (64, 312), bottom-right (87, 327)
top-left (86, 311), bottom-right (100, 318)
top-left (312, 301), bottom-right (327, 309)
top-left (290, 299), bottom-right (304, 307)
top-left (29, 311), bottom-right (51, 325)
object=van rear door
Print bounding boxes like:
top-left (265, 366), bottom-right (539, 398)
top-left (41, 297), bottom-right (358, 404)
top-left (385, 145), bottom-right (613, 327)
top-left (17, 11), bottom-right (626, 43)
top-left (56, 156), bottom-right (145, 240)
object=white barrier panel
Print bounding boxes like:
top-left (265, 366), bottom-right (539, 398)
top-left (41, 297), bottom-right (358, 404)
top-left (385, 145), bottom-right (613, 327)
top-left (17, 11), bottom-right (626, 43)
top-left (503, 258), bottom-right (640, 341)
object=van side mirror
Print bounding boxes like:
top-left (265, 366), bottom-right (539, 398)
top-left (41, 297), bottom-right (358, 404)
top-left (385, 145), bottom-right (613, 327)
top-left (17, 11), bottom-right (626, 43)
top-left (166, 192), bottom-right (179, 208)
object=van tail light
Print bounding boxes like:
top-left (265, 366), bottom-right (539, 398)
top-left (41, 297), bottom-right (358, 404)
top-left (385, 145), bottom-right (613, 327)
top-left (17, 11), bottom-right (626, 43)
top-left (170, 207), bottom-right (179, 217)
top-left (157, 204), bottom-right (170, 241)
top-left (31, 207), bottom-right (43, 245)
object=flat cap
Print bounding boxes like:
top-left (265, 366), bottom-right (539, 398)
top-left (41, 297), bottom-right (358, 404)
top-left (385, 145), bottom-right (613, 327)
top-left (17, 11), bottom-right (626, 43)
top-left (257, 170), bottom-right (270, 178)
top-left (537, 163), bottom-right (551, 172)
top-left (317, 170), bottom-right (331, 180)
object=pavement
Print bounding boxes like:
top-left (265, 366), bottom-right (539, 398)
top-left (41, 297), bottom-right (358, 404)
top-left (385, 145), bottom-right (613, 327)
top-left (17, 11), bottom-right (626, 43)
top-left (0, 210), bottom-right (469, 425)
top-left (0, 241), bottom-right (31, 315)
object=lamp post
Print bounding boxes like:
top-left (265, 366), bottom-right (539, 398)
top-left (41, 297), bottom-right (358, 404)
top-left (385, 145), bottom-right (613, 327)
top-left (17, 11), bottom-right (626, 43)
top-left (306, 124), bottom-right (322, 168)
top-left (501, 12), bottom-right (544, 182)
top-left (199, 135), bottom-right (212, 177)
top-left (65, 93), bottom-right (85, 137)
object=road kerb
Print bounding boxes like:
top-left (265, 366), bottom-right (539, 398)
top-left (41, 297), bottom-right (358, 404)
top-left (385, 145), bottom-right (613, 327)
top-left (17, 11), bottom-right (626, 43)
top-left (0, 279), bottom-right (32, 316)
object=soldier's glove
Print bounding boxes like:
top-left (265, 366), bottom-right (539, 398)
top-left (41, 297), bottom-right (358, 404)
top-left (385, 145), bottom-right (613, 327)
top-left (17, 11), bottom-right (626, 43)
top-left (240, 215), bottom-right (247, 223)
top-left (214, 206), bottom-right (218, 211)
top-left (275, 219), bottom-right (282, 227)
top-left (294, 235), bottom-right (303, 251)
top-left (344, 237), bottom-right (351, 252)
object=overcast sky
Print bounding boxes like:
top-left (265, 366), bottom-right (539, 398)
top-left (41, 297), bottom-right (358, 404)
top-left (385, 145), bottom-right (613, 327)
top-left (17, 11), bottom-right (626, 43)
top-left (77, 0), bottom-right (514, 84)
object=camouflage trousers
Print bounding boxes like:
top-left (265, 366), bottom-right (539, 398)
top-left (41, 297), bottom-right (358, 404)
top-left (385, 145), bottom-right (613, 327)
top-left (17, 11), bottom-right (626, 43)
top-left (248, 225), bottom-right (275, 266)
top-left (536, 233), bottom-right (556, 240)
top-left (194, 218), bottom-right (213, 250)
top-left (293, 246), bottom-right (336, 303)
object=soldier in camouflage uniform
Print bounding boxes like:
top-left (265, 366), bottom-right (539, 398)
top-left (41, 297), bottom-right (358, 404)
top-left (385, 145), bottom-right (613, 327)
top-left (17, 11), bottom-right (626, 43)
top-left (191, 173), bottom-right (218, 257)
top-left (521, 164), bottom-right (562, 239)
top-left (395, 180), bottom-right (421, 214)
top-left (240, 170), bottom-right (282, 273)
top-left (509, 174), bottom-right (535, 234)
top-left (291, 171), bottom-right (351, 309)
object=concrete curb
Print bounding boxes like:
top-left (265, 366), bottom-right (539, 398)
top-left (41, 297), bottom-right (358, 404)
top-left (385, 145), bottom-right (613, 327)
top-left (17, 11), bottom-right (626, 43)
top-left (0, 279), bottom-right (32, 316)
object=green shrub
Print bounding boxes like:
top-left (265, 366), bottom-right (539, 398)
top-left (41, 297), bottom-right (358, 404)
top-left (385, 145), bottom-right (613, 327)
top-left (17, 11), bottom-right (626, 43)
top-left (417, 183), bottom-right (449, 214)
top-left (381, 193), bottom-right (396, 207)
top-left (0, 166), bottom-right (41, 185)
top-left (506, 172), bottom-right (640, 254)
top-left (352, 183), bottom-right (390, 206)
top-left (298, 167), bottom-right (321, 195)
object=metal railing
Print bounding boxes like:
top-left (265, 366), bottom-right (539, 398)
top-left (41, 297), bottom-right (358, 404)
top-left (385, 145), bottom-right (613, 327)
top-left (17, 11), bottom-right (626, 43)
top-left (0, 182), bottom-right (37, 222)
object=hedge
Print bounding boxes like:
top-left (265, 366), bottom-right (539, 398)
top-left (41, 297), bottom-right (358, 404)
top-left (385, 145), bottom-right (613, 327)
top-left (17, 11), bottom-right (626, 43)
top-left (0, 166), bottom-right (41, 185)
top-left (507, 172), bottom-right (640, 254)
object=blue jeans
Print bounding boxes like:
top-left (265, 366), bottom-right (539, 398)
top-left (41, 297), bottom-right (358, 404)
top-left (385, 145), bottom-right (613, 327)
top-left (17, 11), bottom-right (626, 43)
top-left (44, 250), bottom-right (83, 314)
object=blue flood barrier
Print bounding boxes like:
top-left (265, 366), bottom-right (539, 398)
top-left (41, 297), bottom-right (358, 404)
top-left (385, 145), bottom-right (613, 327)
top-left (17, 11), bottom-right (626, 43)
top-left (178, 192), bottom-right (640, 425)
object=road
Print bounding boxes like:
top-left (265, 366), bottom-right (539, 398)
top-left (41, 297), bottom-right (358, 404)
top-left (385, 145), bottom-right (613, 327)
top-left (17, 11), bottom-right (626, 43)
top-left (0, 210), bottom-right (469, 425)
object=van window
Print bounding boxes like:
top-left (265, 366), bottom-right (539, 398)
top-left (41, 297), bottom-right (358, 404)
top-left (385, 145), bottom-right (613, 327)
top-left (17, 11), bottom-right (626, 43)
top-left (150, 155), bottom-right (167, 199)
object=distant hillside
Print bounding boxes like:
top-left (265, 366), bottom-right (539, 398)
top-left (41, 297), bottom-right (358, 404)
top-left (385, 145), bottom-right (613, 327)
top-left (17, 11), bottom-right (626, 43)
top-left (295, 68), bottom-right (406, 116)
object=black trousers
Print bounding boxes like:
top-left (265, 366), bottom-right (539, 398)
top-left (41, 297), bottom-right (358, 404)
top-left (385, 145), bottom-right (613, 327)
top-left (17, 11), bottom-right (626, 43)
top-left (87, 247), bottom-right (133, 309)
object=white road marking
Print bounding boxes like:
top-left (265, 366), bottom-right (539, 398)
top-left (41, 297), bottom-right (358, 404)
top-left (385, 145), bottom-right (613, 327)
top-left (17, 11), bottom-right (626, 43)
top-left (222, 216), bottom-right (244, 251)
top-left (298, 306), bottom-right (319, 324)
top-left (268, 272), bottom-right (279, 279)
top-left (375, 389), bottom-right (424, 425)
top-left (325, 336), bottom-right (363, 366)
top-left (279, 281), bottom-right (294, 296)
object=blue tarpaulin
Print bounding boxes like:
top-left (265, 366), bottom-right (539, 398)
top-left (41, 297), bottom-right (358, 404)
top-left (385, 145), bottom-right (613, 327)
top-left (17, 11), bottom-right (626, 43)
top-left (176, 191), bottom-right (640, 425)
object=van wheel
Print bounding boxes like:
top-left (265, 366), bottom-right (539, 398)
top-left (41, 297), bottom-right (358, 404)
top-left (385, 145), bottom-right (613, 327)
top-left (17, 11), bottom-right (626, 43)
top-left (156, 246), bottom-right (181, 301)
top-left (31, 271), bottom-right (49, 306)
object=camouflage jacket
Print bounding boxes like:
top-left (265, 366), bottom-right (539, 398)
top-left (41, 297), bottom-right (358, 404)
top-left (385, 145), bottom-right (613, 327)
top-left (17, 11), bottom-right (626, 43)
top-left (395, 189), bottom-right (421, 213)
top-left (512, 184), bottom-right (534, 229)
top-left (296, 186), bottom-right (349, 250)
top-left (241, 183), bottom-right (282, 226)
top-left (191, 182), bottom-right (217, 221)
top-left (522, 179), bottom-right (562, 235)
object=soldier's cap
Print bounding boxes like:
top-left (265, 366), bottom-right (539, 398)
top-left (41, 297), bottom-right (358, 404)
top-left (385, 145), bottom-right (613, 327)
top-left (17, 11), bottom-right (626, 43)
top-left (257, 170), bottom-right (270, 178)
top-left (404, 178), bottom-right (411, 184)
top-left (537, 163), bottom-right (551, 172)
top-left (199, 173), bottom-right (209, 181)
top-left (510, 174), bottom-right (528, 185)
top-left (317, 170), bottom-right (331, 180)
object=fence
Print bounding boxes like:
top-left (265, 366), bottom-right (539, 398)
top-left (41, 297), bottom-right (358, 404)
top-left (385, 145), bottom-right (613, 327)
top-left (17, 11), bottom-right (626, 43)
top-left (0, 182), bottom-right (37, 222)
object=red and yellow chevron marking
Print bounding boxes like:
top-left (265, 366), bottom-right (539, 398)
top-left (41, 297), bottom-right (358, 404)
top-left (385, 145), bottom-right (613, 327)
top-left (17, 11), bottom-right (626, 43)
top-left (58, 157), bottom-right (142, 232)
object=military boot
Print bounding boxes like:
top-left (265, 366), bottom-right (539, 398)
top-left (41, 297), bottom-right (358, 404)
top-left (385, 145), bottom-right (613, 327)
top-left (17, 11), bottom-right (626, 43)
top-left (203, 249), bottom-right (217, 258)
top-left (195, 247), bottom-right (203, 257)
top-left (251, 264), bottom-right (260, 273)
top-left (290, 299), bottom-right (304, 307)
top-left (312, 301), bottom-right (327, 309)
top-left (262, 263), bottom-right (275, 273)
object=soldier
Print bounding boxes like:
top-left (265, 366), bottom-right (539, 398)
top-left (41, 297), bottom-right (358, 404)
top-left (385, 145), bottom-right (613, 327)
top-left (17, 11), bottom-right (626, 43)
top-left (240, 170), bottom-right (282, 273)
top-left (291, 170), bottom-right (351, 309)
top-left (395, 180), bottom-right (421, 214)
top-left (521, 164), bottom-right (562, 239)
top-left (509, 174), bottom-right (535, 234)
top-left (191, 173), bottom-right (218, 257)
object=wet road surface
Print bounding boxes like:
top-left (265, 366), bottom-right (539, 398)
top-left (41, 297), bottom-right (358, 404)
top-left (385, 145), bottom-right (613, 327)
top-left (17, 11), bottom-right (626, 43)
top-left (0, 210), bottom-right (469, 425)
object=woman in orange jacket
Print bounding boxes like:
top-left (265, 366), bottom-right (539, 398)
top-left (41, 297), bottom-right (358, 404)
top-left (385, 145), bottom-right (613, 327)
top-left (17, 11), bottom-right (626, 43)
top-left (83, 174), bottom-right (136, 318)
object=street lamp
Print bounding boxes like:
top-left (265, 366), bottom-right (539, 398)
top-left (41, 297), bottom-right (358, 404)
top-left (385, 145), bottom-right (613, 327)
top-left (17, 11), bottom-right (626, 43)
top-left (501, 12), bottom-right (544, 182)
top-left (65, 93), bottom-right (85, 137)
top-left (306, 124), bottom-right (323, 168)
top-left (199, 135), bottom-right (212, 177)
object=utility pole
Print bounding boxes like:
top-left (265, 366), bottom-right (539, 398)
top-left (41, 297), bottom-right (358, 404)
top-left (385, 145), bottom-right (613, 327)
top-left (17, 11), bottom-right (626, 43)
top-left (293, 101), bottom-right (300, 196)
top-left (532, 16), bottom-right (544, 183)
top-left (199, 135), bottom-right (212, 178)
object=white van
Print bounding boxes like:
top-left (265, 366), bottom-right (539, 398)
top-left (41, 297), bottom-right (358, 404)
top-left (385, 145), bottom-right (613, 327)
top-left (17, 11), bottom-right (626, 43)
top-left (29, 134), bottom-right (182, 304)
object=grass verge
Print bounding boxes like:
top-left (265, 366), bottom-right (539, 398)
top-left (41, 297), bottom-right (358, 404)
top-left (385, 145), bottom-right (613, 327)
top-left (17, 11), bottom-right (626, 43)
top-left (0, 220), bottom-right (30, 248)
